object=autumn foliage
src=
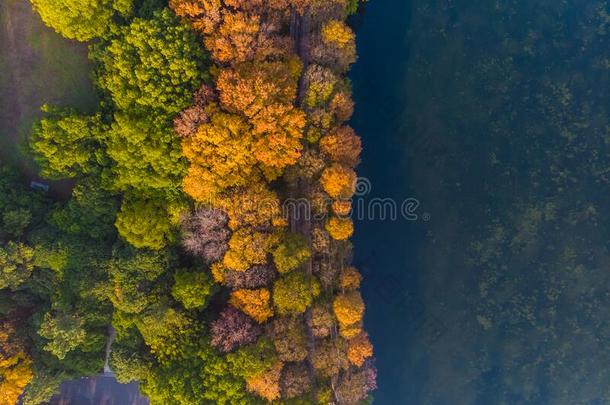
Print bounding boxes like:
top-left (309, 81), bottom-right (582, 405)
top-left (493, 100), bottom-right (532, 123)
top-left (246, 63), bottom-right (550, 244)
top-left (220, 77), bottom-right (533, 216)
top-left (347, 332), bottom-right (374, 366)
top-left (170, 0), bottom-right (375, 402)
top-left (0, 321), bottom-right (33, 405)
top-left (229, 288), bottom-right (274, 323)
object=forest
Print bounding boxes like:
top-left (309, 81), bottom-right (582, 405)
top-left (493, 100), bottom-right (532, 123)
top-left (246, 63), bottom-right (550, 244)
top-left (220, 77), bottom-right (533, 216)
top-left (0, 0), bottom-right (375, 404)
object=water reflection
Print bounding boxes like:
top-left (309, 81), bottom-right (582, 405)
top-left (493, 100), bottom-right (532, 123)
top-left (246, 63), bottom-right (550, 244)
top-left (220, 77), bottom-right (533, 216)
top-left (352, 0), bottom-right (610, 403)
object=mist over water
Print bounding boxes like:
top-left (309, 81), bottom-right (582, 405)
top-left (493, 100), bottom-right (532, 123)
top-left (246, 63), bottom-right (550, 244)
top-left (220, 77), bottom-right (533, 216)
top-left (351, 0), bottom-right (610, 403)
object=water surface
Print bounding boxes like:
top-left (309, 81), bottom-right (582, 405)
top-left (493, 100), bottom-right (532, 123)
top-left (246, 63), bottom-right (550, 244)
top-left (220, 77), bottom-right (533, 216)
top-left (352, 0), bottom-right (610, 403)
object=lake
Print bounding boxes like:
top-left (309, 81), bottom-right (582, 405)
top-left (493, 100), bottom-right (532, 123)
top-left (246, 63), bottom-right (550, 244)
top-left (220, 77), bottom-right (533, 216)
top-left (351, 0), bottom-right (610, 404)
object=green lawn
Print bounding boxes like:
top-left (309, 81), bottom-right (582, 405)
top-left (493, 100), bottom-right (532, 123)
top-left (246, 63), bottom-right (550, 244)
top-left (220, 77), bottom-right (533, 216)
top-left (0, 0), bottom-right (97, 185)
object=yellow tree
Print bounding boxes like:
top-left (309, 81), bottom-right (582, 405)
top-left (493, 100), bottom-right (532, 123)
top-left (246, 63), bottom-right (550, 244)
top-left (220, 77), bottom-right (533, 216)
top-left (217, 61), bottom-right (301, 118)
top-left (229, 288), bottom-right (274, 323)
top-left (251, 103), bottom-right (305, 169)
top-left (245, 360), bottom-right (283, 401)
top-left (169, 0), bottom-right (222, 35)
top-left (223, 228), bottom-right (280, 271)
top-left (320, 164), bottom-right (356, 198)
top-left (0, 322), bottom-right (33, 405)
top-left (182, 109), bottom-right (257, 201)
top-left (333, 291), bottom-right (364, 331)
top-left (217, 183), bottom-right (286, 230)
top-left (204, 12), bottom-right (288, 64)
top-left (325, 217), bottom-right (354, 240)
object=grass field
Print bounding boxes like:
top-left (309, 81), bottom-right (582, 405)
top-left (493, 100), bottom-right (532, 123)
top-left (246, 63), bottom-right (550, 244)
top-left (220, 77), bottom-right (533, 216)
top-left (0, 0), bottom-right (98, 192)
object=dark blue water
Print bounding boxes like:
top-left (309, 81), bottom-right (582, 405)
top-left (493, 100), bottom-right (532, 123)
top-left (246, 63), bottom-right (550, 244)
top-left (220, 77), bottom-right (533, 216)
top-left (352, 0), bottom-right (610, 404)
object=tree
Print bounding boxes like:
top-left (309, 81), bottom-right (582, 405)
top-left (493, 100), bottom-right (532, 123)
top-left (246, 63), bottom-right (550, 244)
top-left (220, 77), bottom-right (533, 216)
top-left (2, 209), bottom-right (32, 238)
top-left (30, 0), bottom-right (133, 41)
top-left (268, 316), bottom-right (308, 362)
top-left (181, 208), bottom-right (230, 263)
top-left (304, 65), bottom-right (341, 109)
top-left (322, 20), bottom-right (355, 51)
top-left (0, 242), bottom-right (35, 290)
top-left (312, 20), bottom-right (357, 71)
top-left (96, 9), bottom-right (205, 114)
top-left (347, 332), bottom-right (373, 366)
top-left (312, 226), bottom-right (331, 254)
top-left (311, 338), bottom-right (349, 378)
top-left (173, 85), bottom-right (217, 138)
top-left (335, 365), bottom-right (377, 404)
top-left (216, 183), bottom-right (285, 230)
top-left (308, 304), bottom-right (334, 338)
top-left (329, 90), bottom-right (355, 122)
top-left (0, 321), bottom-right (33, 405)
top-left (245, 360), bottom-right (283, 401)
top-left (281, 362), bottom-right (311, 399)
top-left (320, 164), bottom-right (356, 198)
top-left (182, 110), bottom-right (257, 200)
top-left (172, 268), bottom-right (216, 310)
top-left (217, 61), bottom-right (300, 118)
top-left (204, 12), bottom-right (289, 64)
top-left (339, 267), bottom-right (362, 290)
top-left (115, 195), bottom-right (174, 250)
top-left (49, 181), bottom-right (119, 240)
top-left (222, 265), bottom-right (276, 290)
top-left (197, 345), bottom-right (256, 404)
top-left (229, 288), bottom-right (274, 323)
top-left (319, 126), bottom-right (362, 167)
top-left (110, 347), bottom-right (150, 384)
top-left (222, 229), bottom-right (279, 272)
top-left (108, 247), bottom-right (168, 314)
top-left (273, 272), bottom-right (320, 315)
top-left (136, 305), bottom-right (199, 363)
top-left (106, 114), bottom-right (186, 192)
top-left (30, 107), bottom-right (102, 179)
top-left (169, 0), bottom-right (222, 35)
top-left (211, 306), bottom-right (262, 353)
top-left (216, 60), bottom-right (305, 169)
top-left (38, 310), bottom-right (87, 360)
top-left (333, 291), bottom-right (364, 335)
top-left (226, 337), bottom-right (277, 379)
top-left (272, 233), bottom-right (311, 274)
top-left (251, 103), bottom-right (305, 169)
top-left (21, 372), bottom-right (66, 405)
top-left (325, 217), bottom-right (354, 240)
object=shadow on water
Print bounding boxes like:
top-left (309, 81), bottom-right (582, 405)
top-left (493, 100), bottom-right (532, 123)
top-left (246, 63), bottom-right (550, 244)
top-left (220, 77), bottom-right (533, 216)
top-left (351, 0), bottom-right (610, 404)
top-left (350, 0), bottom-right (424, 403)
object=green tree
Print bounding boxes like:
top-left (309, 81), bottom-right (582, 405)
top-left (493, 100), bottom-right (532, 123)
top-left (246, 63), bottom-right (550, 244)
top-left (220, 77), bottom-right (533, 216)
top-left (272, 233), bottom-right (311, 274)
top-left (226, 338), bottom-right (277, 379)
top-left (115, 195), bottom-right (174, 250)
top-left (110, 347), bottom-right (151, 384)
top-left (21, 372), bottom-right (66, 405)
top-left (135, 304), bottom-right (198, 362)
top-left (273, 272), bottom-right (320, 315)
top-left (96, 9), bottom-right (205, 114)
top-left (30, 106), bottom-right (103, 179)
top-left (30, 0), bottom-right (134, 41)
top-left (2, 209), bottom-right (32, 238)
top-left (108, 248), bottom-right (168, 314)
top-left (171, 268), bottom-right (216, 310)
top-left (38, 310), bottom-right (87, 360)
top-left (49, 182), bottom-right (119, 240)
top-left (105, 114), bottom-right (186, 192)
top-left (0, 242), bottom-right (35, 290)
